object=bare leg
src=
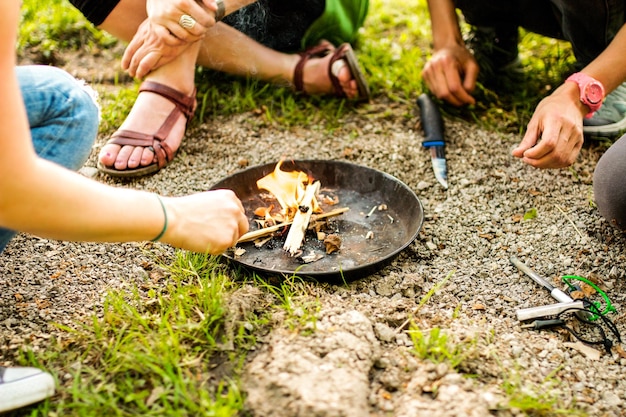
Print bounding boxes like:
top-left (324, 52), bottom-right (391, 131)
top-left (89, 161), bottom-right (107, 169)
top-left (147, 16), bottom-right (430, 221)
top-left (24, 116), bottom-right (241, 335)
top-left (98, 2), bottom-right (200, 171)
top-left (197, 23), bottom-right (359, 96)
top-left (97, 0), bottom-right (359, 173)
top-left (101, 0), bottom-right (358, 95)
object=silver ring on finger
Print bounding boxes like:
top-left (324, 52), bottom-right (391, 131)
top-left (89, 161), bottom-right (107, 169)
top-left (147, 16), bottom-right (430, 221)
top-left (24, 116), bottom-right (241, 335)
top-left (179, 14), bottom-right (196, 30)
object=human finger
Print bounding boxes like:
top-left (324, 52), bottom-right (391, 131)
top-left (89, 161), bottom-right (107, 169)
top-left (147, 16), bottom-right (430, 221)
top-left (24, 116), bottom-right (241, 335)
top-left (512, 117), bottom-right (540, 158)
top-left (522, 123), bottom-right (560, 162)
top-left (237, 206), bottom-right (249, 237)
top-left (522, 126), bottom-right (581, 169)
top-left (188, 0), bottom-right (218, 28)
top-left (174, 13), bottom-right (208, 40)
top-left (122, 21), bottom-right (150, 71)
top-left (423, 54), bottom-right (473, 106)
top-left (461, 60), bottom-right (479, 96)
top-left (134, 52), bottom-right (164, 80)
top-left (443, 68), bottom-right (475, 106)
top-left (122, 39), bottom-right (141, 74)
top-left (123, 25), bottom-right (178, 77)
top-left (422, 61), bottom-right (462, 106)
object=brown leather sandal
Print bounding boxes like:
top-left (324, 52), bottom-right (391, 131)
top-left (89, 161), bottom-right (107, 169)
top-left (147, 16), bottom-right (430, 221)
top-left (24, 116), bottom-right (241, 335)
top-left (97, 81), bottom-right (197, 178)
top-left (293, 42), bottom-right (370, 102)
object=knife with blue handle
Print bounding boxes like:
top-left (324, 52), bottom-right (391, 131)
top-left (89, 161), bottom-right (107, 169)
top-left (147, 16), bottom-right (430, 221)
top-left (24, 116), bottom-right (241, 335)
top-left (417, 93), bottom-right (448, 189)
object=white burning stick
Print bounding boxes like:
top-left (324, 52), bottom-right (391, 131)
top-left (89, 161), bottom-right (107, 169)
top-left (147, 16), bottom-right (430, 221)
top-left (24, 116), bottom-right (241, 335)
top-left (236, 206), bottom-right (350, 244)
top-left (283, 180), bottom-right (321, 255)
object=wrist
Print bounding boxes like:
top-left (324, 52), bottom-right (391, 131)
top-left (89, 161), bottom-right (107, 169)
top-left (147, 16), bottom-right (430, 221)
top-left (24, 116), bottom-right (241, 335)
top-left (559, 82), bottom-right (589, 116)
top-left (565, 72), bottom-right (605, 118)
top-left (151, 195), bottom-right (168, 242)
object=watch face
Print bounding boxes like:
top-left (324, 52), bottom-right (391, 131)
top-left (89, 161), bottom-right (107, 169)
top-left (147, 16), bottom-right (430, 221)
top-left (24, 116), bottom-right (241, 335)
top-left (586, 82), bottom-right (604, 104)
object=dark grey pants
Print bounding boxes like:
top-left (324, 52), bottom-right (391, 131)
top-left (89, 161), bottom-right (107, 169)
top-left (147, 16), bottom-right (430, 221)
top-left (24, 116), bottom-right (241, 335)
top-left (594, 135), bottom-right (626, 231)
top-left (455, 0), bottom-right (625, 67)
top-left (223, 0), bottom-right (325, 52)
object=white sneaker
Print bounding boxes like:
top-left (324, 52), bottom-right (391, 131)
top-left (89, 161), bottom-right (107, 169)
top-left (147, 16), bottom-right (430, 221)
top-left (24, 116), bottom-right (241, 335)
top-left (0, 366), bottom-right (55, 412)
top-left (584, 82), bottom-right (626, 137)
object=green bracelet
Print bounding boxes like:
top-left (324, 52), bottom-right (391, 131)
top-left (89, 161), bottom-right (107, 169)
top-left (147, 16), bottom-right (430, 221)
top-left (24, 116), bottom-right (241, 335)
top-left (151, 195), bottom-right (168, 242)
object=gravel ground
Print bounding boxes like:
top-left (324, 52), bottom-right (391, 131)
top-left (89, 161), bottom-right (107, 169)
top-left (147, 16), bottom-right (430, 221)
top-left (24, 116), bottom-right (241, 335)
top-left (2, 54), bottom-right (626, 416)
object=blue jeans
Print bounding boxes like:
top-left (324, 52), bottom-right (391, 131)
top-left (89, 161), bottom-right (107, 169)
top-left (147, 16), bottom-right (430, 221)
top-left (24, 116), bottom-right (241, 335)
top-left (455, 0), bottom-right (625, 67)
top-left (0, 65), bottom-right (100, 252)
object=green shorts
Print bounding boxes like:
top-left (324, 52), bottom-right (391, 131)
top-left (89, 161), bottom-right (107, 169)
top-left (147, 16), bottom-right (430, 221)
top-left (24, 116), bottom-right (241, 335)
top-left (302, 0), bottom-right (370, 48)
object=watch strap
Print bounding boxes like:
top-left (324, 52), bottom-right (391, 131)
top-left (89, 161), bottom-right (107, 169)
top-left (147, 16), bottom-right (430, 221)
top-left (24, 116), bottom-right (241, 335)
top-left (565, 72), bottom-right (605, 118)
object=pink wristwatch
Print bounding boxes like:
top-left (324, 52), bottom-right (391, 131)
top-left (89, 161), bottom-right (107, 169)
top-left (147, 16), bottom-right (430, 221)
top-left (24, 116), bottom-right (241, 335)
top-left (565, 72), bottom-right (605, 118)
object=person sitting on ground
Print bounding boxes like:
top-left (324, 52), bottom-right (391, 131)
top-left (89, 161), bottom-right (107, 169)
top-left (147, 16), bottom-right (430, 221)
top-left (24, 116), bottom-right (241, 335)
top-left (68, 0), bottom-right (370, 178)
top-left (0, 1), bottom-right (248, 412)
top-left (421, 0), bottom-right (626, 231)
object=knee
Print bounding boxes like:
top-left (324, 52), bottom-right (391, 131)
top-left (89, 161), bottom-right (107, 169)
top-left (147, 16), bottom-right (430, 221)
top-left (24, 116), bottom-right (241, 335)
top-left (20, 65), bottom-right (100, 132)
top-left (593, 135), bottom-right (626, 231)
top-left (57, 68), bottom-right (101, 133)
top-left (20, 66), bottom-right (100, 170)
top-left (47, 66), bottom-right (100, 151)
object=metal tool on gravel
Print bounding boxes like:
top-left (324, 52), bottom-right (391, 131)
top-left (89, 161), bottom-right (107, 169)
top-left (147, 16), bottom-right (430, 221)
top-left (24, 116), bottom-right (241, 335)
top-left (510, 256), bottom-right (592, 320)
top-left (417, 94), bottom-right (448, 189)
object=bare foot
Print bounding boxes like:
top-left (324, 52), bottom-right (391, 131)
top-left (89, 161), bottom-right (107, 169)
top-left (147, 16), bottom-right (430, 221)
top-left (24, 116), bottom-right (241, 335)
top-left (98, 84), bottom-right (192, 172)
top-left (296, 43), bottom-right (363, 99)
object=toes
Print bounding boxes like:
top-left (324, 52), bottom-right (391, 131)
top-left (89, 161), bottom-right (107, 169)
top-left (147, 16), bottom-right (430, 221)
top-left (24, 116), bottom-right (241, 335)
top-left (100, 143), bottom-right (156, 170)
top-left (114, 146), bottom-right (138, 170)
top-left (331, 59), bottom-right (358, 99)
top-left (127, 146), bottom-right (148, 169)
top-left (140, 146), bottom-right (156, 165)
top-left (331, 59), bottom-right (347, 78)
top-left (98, 144), bottom-right (121, 166)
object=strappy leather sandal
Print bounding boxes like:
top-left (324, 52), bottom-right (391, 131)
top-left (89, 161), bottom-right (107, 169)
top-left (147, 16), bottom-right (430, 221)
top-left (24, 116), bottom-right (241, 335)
top-left (294, 42), bottom-right (370, 102)
top-left (97, 81), bottom-right (197, 178)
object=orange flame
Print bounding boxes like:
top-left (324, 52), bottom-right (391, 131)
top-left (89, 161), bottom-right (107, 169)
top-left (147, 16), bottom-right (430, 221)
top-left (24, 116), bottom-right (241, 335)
top-left (256, 160), bottom-right (309, 213)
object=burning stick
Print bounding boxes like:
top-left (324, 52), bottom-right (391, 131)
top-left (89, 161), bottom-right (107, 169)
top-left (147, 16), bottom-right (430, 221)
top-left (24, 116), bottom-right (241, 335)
top-left (237, 221), bottom-right (292, 243)
top-left (237, 206), bottom-right (350, 243)
top-left (283, 181), bottom-right (321, 255)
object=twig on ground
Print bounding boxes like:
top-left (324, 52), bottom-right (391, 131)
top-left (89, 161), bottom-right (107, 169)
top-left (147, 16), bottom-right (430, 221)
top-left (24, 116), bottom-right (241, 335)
top-left (556, 204), bottom-right (584, 238)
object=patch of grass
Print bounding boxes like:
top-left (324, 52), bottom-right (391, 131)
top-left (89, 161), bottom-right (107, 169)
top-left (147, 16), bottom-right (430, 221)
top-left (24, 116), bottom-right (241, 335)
top-left (18, 0), bottom-right (117, 62)
top-left (408, 325), bottom-right (477, 370)
top-left (253, 274), bottom-right (321, 335)
top-left (192, 68), bottom-right (361, 130)
top-left (359, 0), bottom-right (432, 102)
top-left (15, 252), bottom-right (249, 416)
top-left (404, 270), bottom-right (477, 370)
top-left (97, 85), bottom-right (142, 134)
top-left (499, 366), bottom-right (587, 416)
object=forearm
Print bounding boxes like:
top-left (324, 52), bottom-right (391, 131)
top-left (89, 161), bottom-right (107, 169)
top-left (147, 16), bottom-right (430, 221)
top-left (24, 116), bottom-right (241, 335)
top-left (0, 158), bottom-right (164, 243)
top-left (427, 0), bottom-right (464, 50)
top-left (579, 24), bottom-right (626, 94)
top-left (222, 0), bottom-right (257, 16)
top-left (555, 24), bottom-right (626, 118)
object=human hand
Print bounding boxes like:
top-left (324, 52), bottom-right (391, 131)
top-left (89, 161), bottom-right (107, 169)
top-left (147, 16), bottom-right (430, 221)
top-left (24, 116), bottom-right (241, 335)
top-left (512, 84), bottom-right (585, 169)
top-left (421, 44), bottom-right (479, 106)
top-left (147, 0), bottom-right (218, 41)
top-left (122, 19), bottom-right (194, 78)
top-left (122, 0), bottom-right (219, 78)
top-left (160, 189), bottom-right (249, 254)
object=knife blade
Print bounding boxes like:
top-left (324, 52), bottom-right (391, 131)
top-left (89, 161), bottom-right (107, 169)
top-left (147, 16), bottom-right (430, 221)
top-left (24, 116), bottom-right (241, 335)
top-left (417, 94), bottom-right (448, 189)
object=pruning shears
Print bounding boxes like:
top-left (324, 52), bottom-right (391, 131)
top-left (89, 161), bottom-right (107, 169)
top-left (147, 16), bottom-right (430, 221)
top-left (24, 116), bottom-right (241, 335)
top-left (561, 275), bottom-right (616, 321)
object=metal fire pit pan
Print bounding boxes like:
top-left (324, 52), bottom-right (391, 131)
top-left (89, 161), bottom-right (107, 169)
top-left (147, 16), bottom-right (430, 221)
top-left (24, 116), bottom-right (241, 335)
top-left (210, 160), bottom-right (424, 281)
